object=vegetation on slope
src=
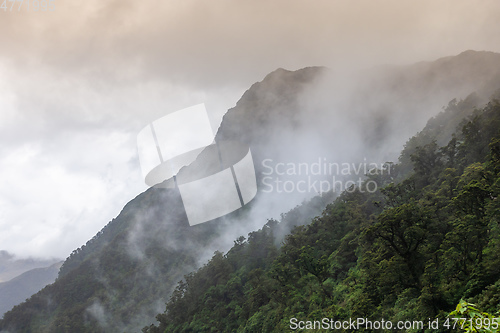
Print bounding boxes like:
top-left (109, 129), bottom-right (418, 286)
top-left (0, 66), bottom-right (328, 333)
top-left (144, 96), bottom-right (500, 332)
top-left (2, 52), bottom-right (500, 332)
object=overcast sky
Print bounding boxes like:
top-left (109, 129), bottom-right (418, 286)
top-left (1, 0), bottom-right (500, 259)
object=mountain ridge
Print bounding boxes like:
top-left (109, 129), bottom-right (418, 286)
top-left (0, 261), bottom-right (63, 318)
top-left (2, 50), bottom-right (500, 332)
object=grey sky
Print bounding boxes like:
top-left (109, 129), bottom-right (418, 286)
top-left (1, 0), bottom-right (499, 258)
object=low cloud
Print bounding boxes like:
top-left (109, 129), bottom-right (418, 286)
top-left (1, 0), bottom-right (500, 258)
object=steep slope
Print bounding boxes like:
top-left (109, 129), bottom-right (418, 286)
top-left (0, 67), bottom-right (327, 333)
top-left (0, 262), bottom-right (63, 318)
top-left (2, 51), bottom-right (500, 332)
top-left (144, 94), bottom-right (500, 333)
top-left (0, 251), bottom-right (61, 283)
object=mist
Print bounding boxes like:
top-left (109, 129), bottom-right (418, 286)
top-left (0, 2), bottom-right (499, 330)
top-left (173, 53), bottom-right (500, 268)
top-left (1, 0), bottom-right (500, 259)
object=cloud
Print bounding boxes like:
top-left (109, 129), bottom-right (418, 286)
top-left (0, 0), bottom-right (499, 258)
top-left (0, 62), bottom-right (239, 258)
top-left (2, 1), bottom-right (500, 86)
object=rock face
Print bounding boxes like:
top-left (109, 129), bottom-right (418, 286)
top-left (1, 51), bottom-right (500, 332)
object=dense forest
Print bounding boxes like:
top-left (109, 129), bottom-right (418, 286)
top-left (0, 66), bottom-right (335, 333)
top-left (2, 52), bottom-right (500, 332)
top-left (143, 94), bottom-right (500, 332)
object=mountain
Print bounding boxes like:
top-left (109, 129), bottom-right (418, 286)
top-left (1, 51), bottom-right (500, 332)
top-left (144, 93), bottom-right (500, 333)
top-left (0, 262), bottom-right (63, 318)
top-left (0, 251), bottom-right (61, 283)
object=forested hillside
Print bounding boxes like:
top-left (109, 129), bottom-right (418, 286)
top-left (0, 262), bottom-right (62, 318)
top-left (0, 67), bottom-right (331, 333)
top-left (144, 95), bottom-right (500, 332)
top-left (1, 52), bottom-right (500, 333)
